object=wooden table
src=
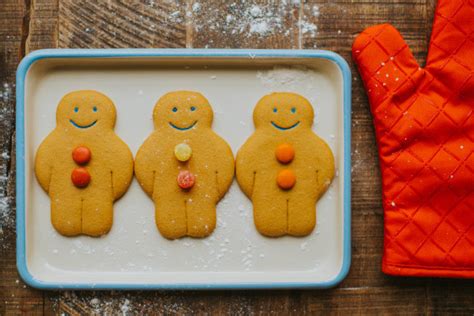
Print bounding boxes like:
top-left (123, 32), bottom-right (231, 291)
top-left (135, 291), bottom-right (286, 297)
top-left (1, 0), bottom-right (473, 314)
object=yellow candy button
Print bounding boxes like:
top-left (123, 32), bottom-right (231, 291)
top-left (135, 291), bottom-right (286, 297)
top-left (174, 143), bottom-right (192, 162)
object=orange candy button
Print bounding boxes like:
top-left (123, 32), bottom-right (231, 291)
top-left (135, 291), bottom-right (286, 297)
top-left (71, 167), bottom-right (91, 188)
top-left (277, 169), bottom-right (296, 190)
top-left (275, 143), bottom-right (295, 164)
top-left (72, 146), bottom-right (91, 165)
top-left (177, 170), bottom-right (195, 189)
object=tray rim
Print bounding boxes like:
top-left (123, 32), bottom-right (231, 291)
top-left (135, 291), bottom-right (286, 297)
top-left (16, 48), bottom-right (352, 290)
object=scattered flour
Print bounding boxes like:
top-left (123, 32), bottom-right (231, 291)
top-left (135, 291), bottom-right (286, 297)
top-left (120, 299), bottom-right (131, 315)
top-left (249, 20), bottom-right (270, 35)
top-left (249, 5), bottom-right (263, 18)
top-left (90, 298), bottom-right (100, 306)
top-left (1, 82), bottom-right (12, 102)
top-left (184, 2), bottom-right (318, 41)
top-left (192, 2), bottom-right (201, 12)
top-left (257, 66), bottom-right (320, 94)
top-left (241, 243), bottom-right (255, 271)
top-left (312, 5), bottom-right (320, 17)
top-left (0, 82), bottom-right (14, 248)
top-left (299, 20), bottom-right (318, 38)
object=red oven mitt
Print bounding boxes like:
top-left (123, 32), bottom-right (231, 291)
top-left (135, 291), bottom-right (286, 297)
top-left (352, 0), bottom-right (474, 278)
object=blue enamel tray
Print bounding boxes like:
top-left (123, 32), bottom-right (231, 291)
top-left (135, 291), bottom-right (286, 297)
top-left (16, 49), bottom-right (351, 289)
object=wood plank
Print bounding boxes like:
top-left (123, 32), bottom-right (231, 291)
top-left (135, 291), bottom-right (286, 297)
top-left (301, 0), bottom-right (429, 62)
top-left (58, 0), bottom-right (187, 48)
top-left (0, 0), bottom-right (59, 314)
top-left (26, 0), bottom-right (59, 51)
top-left (44, 286), bottom-right (427, 315)
top-left (298, 286), bottom-right (428, 314)
top-left (427, 282), bottom-right (474, 314)
top-left (0, 2), bottom-right (29, 312)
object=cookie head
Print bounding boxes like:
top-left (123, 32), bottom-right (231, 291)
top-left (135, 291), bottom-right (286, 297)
top-left (56, 90), bottom-right (116, 130)
top-left (153, 91), bottom-right (213, 131)
top-left (253, 93), bottom-right (314, 131)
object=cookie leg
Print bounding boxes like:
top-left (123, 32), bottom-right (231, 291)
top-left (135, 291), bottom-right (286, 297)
top-left (287, 196), bottom-right (316, 236)
top-left (50, 192), bottom-right (82, 236)
top-left (186, 197), bottom-right (216, 238)
top-left (82, 194), bottom-right (113, 237)
top-left (253, 192), bottom-right (287, 237)
top-left (154, 197), bottom-right (187, 239)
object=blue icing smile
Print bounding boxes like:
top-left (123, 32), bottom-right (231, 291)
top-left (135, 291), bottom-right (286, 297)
top-left (70, 119), bottom-right (98, 129)
top-left (271, 121), bottom-right (300, 130)
top-left (169, 121), bottom-right (197, 131)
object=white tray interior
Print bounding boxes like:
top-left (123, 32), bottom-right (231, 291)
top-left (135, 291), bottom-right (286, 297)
top-left (24, 56), bottom-right (346, 285)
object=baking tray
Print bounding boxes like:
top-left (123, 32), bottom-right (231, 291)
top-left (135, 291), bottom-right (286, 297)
top-left (16, 49), bottom-right (351, 290)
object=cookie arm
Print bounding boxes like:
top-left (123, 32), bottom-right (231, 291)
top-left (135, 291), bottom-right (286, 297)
top-left (214, 139), bottom-right (235, 200)
top-left (314, 138), bottom-right (335, 199)
top-left (110, 139), bottom-right (134, 200)
top-left (34, 139), bottom-right (54, 193)
top-left (134, 134), bottom-right (158, 197)
top-left (235, 141), bottom-right (258, 199)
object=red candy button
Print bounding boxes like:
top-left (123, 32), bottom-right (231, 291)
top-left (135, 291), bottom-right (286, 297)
top-left (177, 170), bottom-right (195, 189)
top-left (71, 167), bottom-right (91, 188)
top-left (275, 143), bottom-right (295, 164)
top-left (277, 169), bottom-right (296, 190)
top-left (72, 146), bottom-right (91, 165)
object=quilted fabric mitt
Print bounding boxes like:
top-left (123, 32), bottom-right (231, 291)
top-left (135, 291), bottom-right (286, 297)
top-left (353, 0), bottom-right (474, 278)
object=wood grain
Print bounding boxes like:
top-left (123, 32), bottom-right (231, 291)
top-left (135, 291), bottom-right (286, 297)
top-left (45, 286), bottom-right (428, 315)
top-left (0, 0), bottom-right (57, 315)
top-left (58, 0), bottom-right (187, 48)
top-left (27, 0), bottom-right (59, 51)
top-left (2, 0), bottom-right (474, 314)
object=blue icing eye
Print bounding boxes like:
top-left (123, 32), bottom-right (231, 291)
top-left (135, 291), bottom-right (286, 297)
top-left (190, 106), bottom-right (196, 111)
top-left (273, 108), bottom-right (278, 113)
top-left (93, 106), bottom-right (98, 112)
top-left (172, 107), bottom-right (178, 112)
top-left (291, 107), bottom-right (296, 113)
top-left (74, 107), bottom-right (79, 113)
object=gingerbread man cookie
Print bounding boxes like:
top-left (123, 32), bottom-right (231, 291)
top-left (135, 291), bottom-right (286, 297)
top-left (135, 91), bottom-right (234, 239)
top-left (35, 90), bottom-right (134, 237)
top-left (236, 92), bottom-right (335, 237)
